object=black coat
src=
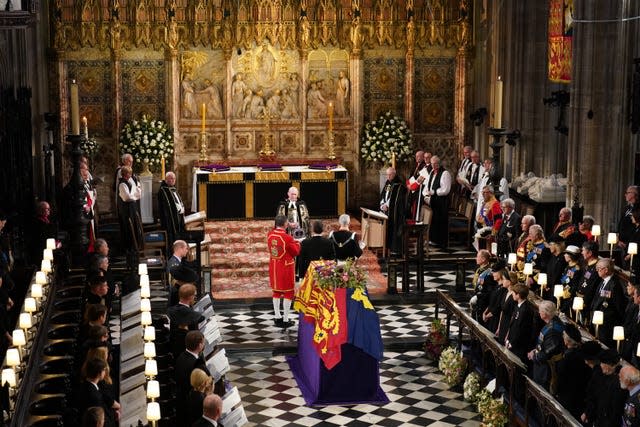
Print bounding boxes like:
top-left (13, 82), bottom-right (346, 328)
top-left (74, 380), bottom-right (116, 427)
top-left (158, 181), bottom-right (186, 245)
top-left (555, 347), bottom-right (591, 419)
top-left (506, 300), bottom-right (535, 362)
top-left (591, 275), bottom-right (627, 347)
top-left (297, 235), bottom-right (335, 278)
top-left (496, 211), bottom-right (521, 256)
top-left (168, 304), bottom-right (205, 356)
top-left (329, 230), bottom-right (363, 260)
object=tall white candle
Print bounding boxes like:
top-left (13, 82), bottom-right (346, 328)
top-left (70, 80), bottom-right (80, 135)
top-left (494, 76), bottom-right (503, 128)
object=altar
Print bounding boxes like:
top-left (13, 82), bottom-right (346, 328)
top-left (191, 166), bottom-right (348, 220)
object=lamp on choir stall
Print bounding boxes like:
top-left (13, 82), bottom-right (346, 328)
top-left (592, 310), bottom-right (604, 337)
top-left (144, 342), bottom-right (156, 360)
top-left (592, 225), bottom-right (601, 242)
top-left (6, 349), bottom-right (20, 374)
top-left (553, 285), bottom-right (563, 310)
top-left (2, 368), bottom-right (17, 410)
top-left (31, 284), bottom-right (43, 305)
top-left (138, 263), bottom-right (148, 276)
top-left (43, 248), bottom-right (53, 262)
top-left (144, 326), bottom-right (156, 342)
top-left (11, 330), bottom-right (25, 358)
top-left (523, 263), bottom-right (533, 286)
top-left (629, 242), bottom-right (638, 273)
top-left (613, 326), bottom-right (625, 352)
top-left (19, 313), bottom-right (31, 339)
top-left (572, 296), bottom-right (584, 323)
top-left (147, 401), bottom-right (161, 427)
top-left (507, 253), bottom-right (517, 271)
top-left (24, 298), bottom-right (37, 321)
top-left (608, 233), bottom-right (618, 259)
top-left (140, 285), bottom-right (151, 299)
top-left (35, 271), bottom-right (48, 286)
top-left (141, 311), bottom-right (152, 327)
top-left (46, 238), bottom-right (56, 250)
top-left (537, 272), bottom-right (547, 297)
top-left (146, 380), bottom-right (160, 402)
top-left (490, 242), bottom-right (498, 256)
top-left (140, 298), bottom-right (151, 313)
top-left (145, 359), bottom-right (158, 380)
top-left (637, 342), bottom-right (640, 358)
top-left (41, 259), bottom-right (52, 274)
top-left (139, 274), bottom-right (150, 288)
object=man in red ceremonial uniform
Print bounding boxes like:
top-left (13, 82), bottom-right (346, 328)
top-left (268, 215), bottom-right (301, 329)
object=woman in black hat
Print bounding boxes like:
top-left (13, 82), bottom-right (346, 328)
top-left (555, 323), bottom-right (590, 419)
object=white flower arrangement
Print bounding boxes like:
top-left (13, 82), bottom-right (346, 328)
top-left (120, 115), bottom-right (173, 172)
top-left (476, 389), bottom-right (509, 426)
top-left (463, 372), bottom-right (481, 402)
top-left (361, 111), bottom-right (414, 164)
top-left (438, 347), bottom-right (468, 387)
top-left (80, 136), bottom-right (99, 156)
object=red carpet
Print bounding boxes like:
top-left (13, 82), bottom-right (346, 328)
top-left (205, 219), bottom-right (387, 300)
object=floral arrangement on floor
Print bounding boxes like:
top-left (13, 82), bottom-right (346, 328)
top-left (476, 389), bottom-right (509, 427)
top-left (424, 318), bottom-right (448, 360)
top-left (463, 372), bottom-right (482, 402)
top-left (313, 259), bottom-right (367, 290)
top-left (438, 347), bottom-right (468, 387)
top-left (120, 115), bottom-right (173, 172)
top-left (80, 136), bottom-right (99, 157)
top-left (360, 111), bottom-right (414, 165)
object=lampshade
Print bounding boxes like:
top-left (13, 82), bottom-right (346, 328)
top-left (144, 342), bottom-right (156, 359)
top-left (608, 233), bottom-right (618, 245)
top-left (139, 274), bottom-right (150, 288)
top-left (141, 311), bottom-right (152, 326)
top-left (145, 359), bottom-right (158, 377)
top-left (1, 368), bottom-right (16, 388)
top-left (43, 248), bottom-right (54, 261)
top-left (147, 401), bottom-right (161, 421)
top-left (490, 242), bottom-right (498, 255)
top-left (613, 326), bottom-right (625, 341)
top-left (11, 330), bottom-right (25, 347)
top-left (138, 263), bottom-right (148, 275)
top-left (46, 238), bottom-right (56, 250)
top-left (572, 296), bottom-right (584, 311)
top-left (630, 242), bottom-right (639, 255)
top-left (24, 298), bottom-right (36, 314)
top-left (35, 271), bottom-right (47, 285)
top-left (507, 253), bottom-right (517, 265)
top-left (592, 225), bottom-right (601, 237)
top-left (18, 313), bottom-right (32, 330)
top-left (41, 259), bottom-right (52, 273)
top-left (146, 380), bottom-right (160, 399)
top-left (31, 284), bottom-right (43, 299)
top-left (538, 273), bottom-right (548, 285)
top-left (553, 285), bottom-right (564, 298)
top-left (140, 285), bottom-right (151, 299)
top-left (592, 310), bottom-right (604, 325)
top-left (637, 342), bottom-right (640, 358)
top-left (144, 326), bottom-right (156, 342)
top-left (6, 348), bottom-right (20, 367)
top-left (523, 263), bottom-right (533, 275)
top-left (140, 298), bottom-right (151, 313)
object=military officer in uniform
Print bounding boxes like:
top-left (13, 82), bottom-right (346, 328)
top-left (621, 365), bottom-right (640, 427)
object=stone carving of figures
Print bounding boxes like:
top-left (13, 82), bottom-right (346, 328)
top-left (250, 90), bottom-right (266, 119)
top-left (307, 82), bottom-right (327, 119)
top-left (232, 73), bottom-right (247, 118)
top-left (288, 73), bottom-right (300, 113)
top-left (266, 90), bottom-right (282, 118)
top-left (200, 80), bottom-right (223, 119)
top-left (281, 89), bottom-right (298, 119)
top-left (335, 71), bottom-right (349, 117)
top-left (182, 77), bottom-right (197, 118)
top-left (299, 15), bottom-right (311, 49)
top-left (257, 44), bottom-right (276, 80)
top-left (350, 17), bottom-right (362, 51)
top-left (241, 89), bottom-right (252, 118)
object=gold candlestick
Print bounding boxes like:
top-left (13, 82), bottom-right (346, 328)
top-left (259, 111), bottom-right (276, 159)
top-left (327, 131), bottom-right (336, 161)
top-left (198, 131), bottom-right (209, 163)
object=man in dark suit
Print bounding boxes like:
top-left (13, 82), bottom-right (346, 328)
top-left (590, 258), bottom-right (627, 347)
top-left (505, 284), bottom-right (535, 362)
top-left (75, 358), bottom-right (120, 427)
top-left (192, 393), bottom-right (223, 427)
top-left (496, 198), bottom-right (521, 256)
top-left (175, 331), bottom-right (209, 427)
top-left (168, 284), bottom-right (205, 357)
top-left (297, 220), bottom-right (335, 279)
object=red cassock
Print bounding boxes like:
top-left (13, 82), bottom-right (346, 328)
top-left (267, 228), bottom-right (301, 297)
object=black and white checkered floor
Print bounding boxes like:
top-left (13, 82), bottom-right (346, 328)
top-left (215, 260), bottom-right (482, 426)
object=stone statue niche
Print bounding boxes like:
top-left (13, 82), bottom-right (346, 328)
top-left (181, 75), bottom-right (224, 120)
top-left (306, 68), bottom-right (350, 120)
